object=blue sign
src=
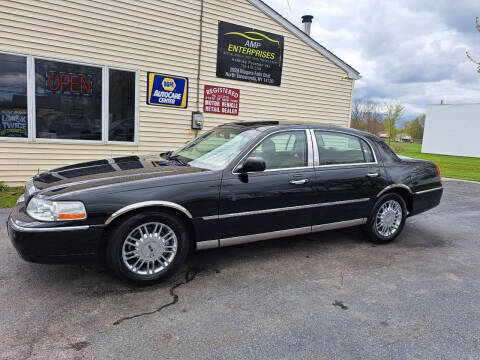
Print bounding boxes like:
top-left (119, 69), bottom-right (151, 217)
top-left (147, 72), bottom-right (188, 108)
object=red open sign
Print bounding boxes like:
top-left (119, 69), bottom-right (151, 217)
top-left (203, 85), bottom-right (239, 116)
top-left (45, 70), bottom-right (94, 96)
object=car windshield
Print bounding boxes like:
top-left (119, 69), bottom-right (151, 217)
top-left (170, 127), bottom-right (259, 170)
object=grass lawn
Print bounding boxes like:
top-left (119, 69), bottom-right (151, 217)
top-left (390, 142), bottom-right (480, 182)
top-left (0, 186), bottom-right (23, 208)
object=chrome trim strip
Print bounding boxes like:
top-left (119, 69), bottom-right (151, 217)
top-left (377, 184), bottom-right (413, 197)
top-left (305, 129), bottom-right (314, 167)
top-left (201, 217), bottom-right (368, 249)
top-left (232, 129), bottom-right (313, 175)
top-left (312, 218), bottom-right (367, 232)
top-left (219, 226), bottom-right (311, 247)
top-left (201, 198), bottom-right (370, 220)
top-left (105, 201), bottom-right (192, 225)
top-left (9, 219), bottom-right (90, 233)
top-left (196, 240), bottom-right (219, 250)
top-left (414, 187), bottom-right (442, 195)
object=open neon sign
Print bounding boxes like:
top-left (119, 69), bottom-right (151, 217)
top-left (45, 70), bottom-right (94, 96)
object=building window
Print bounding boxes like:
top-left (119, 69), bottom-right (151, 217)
top-left (109, 69), bottom-right (135, 142)
top-left (0, 52), bottom-right (137, 143)
top-left (35, 59), bottom-right (103, 140)
top-left (0, 53), bottom-right (28, 138)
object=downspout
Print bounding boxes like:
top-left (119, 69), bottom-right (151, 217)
top-left (195, 0), bottom-right (205, 137)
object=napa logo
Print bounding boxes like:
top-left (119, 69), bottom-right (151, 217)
top-left (162, 78), bottom-right (176, 91)
top-left (147, 73), bottom-right (189, 108)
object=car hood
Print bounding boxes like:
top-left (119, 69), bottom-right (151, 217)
top-left (29, 154), bottom-right (208, 196)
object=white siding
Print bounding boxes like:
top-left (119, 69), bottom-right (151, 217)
top-left (422, 104), bottom-right (480, 158)
top-left (0, 0), bottom-right (355, 186)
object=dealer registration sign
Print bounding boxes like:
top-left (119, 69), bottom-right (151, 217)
top-left (203, 85), bottom-right (240, 116)
top-left (216, 21), bottom-right (284, 86)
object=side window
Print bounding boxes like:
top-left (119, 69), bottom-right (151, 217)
top-left (315, 131), bottom-right (374, 165)
top-left (249, 130), bottom-right (307, 170)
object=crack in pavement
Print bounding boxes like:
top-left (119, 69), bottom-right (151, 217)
top-left (113, 266), bottom-right (206, 325)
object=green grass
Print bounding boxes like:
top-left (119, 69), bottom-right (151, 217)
top-left (0, 186), bottom-right (23, 208)
top-left (390, 142), bottom-right (480, 182)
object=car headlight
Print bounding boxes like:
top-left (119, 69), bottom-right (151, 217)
top-left (26, 197), bottom-right (87, 222)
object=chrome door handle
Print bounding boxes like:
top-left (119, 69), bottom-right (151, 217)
top-left (290, 179), bottom-right (309, 185)
top-left (366, 173), bottom-right (379, 178)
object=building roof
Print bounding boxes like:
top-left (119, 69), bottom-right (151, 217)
top-left (249, 0), bottom-right (361, 80)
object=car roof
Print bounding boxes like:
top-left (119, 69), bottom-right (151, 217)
top-left (218, 121), bottom-right (377, 139)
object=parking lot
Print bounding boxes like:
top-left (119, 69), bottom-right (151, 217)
top-left (1, 179), bottom-right (479, 360)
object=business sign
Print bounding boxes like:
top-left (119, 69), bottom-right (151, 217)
top-left (216, 21), bottom-right (284, 86)
top-left (147, 72), bottom-right (188, 108)
top-left (0, 109), bottom-right (27, 137)
top-left (203, 85), bottom-right (240, 116)
top-left (45, 70), bottom-right (94, 96)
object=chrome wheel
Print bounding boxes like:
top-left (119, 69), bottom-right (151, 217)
top-left (121, 222), bottom-right (178, 276)
top-left (375, 200), bottom-right (402, 237)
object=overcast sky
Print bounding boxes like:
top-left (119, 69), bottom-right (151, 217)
top-left (263, 0), bottom-right (480, 118)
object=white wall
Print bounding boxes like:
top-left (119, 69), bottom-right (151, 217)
top-left (422, 104), bottom-right (480, 158)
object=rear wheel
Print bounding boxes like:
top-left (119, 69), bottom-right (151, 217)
top-left (106, 211), bottom-right (190, 284)
top-left (363, 193), bottom-right (407, 244)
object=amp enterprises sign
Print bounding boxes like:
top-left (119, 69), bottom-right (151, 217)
top-left (216, 21), bottom-right (284, 86)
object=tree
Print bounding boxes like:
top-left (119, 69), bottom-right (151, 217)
top-left (466, 17), bottom-right (480, 73)
top-left (383, 103), bottom-right (404, 144)
top-left (408, 114), bottom-right (425, 141)
top-left (351, 99), bottom-right (384, 134)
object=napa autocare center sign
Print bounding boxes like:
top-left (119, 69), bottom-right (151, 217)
top-left (216, 21), bottom-right (284, 86)
top-left (146, 72), bottom-right (189, 108)
top-left (203, 85), bottom-right (240, 115)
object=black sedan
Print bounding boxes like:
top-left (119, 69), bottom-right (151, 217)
top-left (7, 122), bottom-right (443, 284)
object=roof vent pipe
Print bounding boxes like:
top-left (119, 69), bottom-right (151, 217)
top-left (302, 15), bottom-right (314, 36)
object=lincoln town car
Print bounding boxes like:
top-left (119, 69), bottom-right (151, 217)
top-left (7, 122), bottom-right (443, 284)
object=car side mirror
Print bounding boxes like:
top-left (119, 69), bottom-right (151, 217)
top-left (237, 157), bottom-right (266, 173)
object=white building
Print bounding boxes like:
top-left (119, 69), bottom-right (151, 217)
top-left (422, 104), bottom-right (480, 158)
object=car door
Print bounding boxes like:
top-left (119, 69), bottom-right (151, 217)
top-left (218, 129), bottom-right (316, 242)
top-left (310, 130), bottom-right (388, 227)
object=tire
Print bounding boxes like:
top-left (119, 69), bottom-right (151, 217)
top-left (362, 193), bottom-right (407, 244)
top-left (106, 210), bottom-right (190, 285)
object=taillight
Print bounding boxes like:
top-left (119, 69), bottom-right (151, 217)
top-left (434, 163), bottom-right (442, 184)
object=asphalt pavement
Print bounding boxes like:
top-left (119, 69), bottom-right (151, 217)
top-left (1, 179), bottom-right (479, 360)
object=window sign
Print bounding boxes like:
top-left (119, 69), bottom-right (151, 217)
top-left (216, 21), bottom-right (284, 86)
top-left (35, 59), bottom-right (102, 140)
top-left (203, 85), bottom-right (239, 116)
top-left (146, 72), bottom-right (188, 108)
top-left (45, 70), bottom-right (94, 96)
top-left (0, 53), bottom-right (28, 137)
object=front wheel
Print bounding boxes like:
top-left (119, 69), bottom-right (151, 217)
top-left (363, 193), bottom-right (407, 244)
top-left (106, 211), bottom-right (190, 284)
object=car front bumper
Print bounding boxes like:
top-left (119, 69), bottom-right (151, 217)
top-left (7, 202), bottom-right (106, 263)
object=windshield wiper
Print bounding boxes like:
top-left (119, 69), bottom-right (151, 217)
top-left (166, 154), bottom-right (189, 166)
top-left (160, 151), bottom-right (172, 160)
